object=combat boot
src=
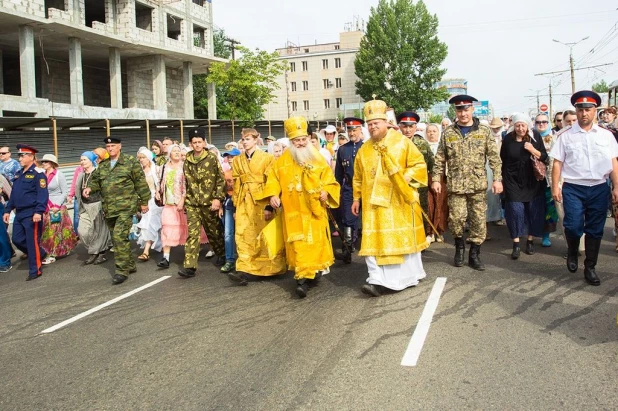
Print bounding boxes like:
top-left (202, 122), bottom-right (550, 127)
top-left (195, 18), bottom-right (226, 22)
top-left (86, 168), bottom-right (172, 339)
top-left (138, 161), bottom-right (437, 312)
top-left (583, 236), bottom-right (601, 286)
top-left (296, 280), bottom-right (309, 298)
top-left (454, 237), bottom-right (465, 267)
top-left (468, 243), bottom-right (485, 271)
top-left (565, 236), bottom-right (580, 273)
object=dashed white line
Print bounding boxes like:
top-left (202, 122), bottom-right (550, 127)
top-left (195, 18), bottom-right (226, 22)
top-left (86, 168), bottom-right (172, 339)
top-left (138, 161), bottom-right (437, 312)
top-left (401, 277), bottom-right (447, 367)
top-left (40, 276), bottom-right (171, 334)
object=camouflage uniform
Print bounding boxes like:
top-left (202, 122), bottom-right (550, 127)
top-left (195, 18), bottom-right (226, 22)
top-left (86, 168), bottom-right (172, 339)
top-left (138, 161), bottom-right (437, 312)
top-left (183, 150), bottom-right (226, 270)
top-left (412, 135), bottom-right (435, 233)
top-left (88, 153), bottom-right (151, 276)
top-left (432, 118), bottom-right (502, 244)
top-left (155, 155), bottom-right (167, 167)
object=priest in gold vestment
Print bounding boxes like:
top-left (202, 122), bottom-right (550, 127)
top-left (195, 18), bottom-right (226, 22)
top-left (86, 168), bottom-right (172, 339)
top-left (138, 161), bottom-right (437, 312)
top-left (352, 99), bottom-right (428, 297)
top-left (227, 128), bottom-right (287, 286)
top-left (261, 116), bottom-right (340, 298)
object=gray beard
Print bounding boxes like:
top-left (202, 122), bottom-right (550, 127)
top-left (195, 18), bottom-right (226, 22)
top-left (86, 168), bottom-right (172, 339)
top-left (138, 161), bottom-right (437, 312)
top-left (288, 144), bottom-right (320, 165)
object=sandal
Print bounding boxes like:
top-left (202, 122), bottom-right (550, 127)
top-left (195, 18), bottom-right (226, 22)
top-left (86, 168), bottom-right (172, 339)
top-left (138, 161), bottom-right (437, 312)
top-left (137, 253), bottom-right (150, 261)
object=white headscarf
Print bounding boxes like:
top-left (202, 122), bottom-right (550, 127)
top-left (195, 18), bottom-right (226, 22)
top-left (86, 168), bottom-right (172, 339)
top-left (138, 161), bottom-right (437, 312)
top-left (137, 147), bottom-right (159, 190)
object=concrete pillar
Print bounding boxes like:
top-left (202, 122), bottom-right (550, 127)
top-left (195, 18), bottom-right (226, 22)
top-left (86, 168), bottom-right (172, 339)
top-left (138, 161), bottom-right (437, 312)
top-left (0, 50), bottom-right (4, 95)
top-left (153, 54), bottom-right (167, 112)
top-left (183, 61), bottom-right (194, 119)
top-left (109, 47), bottom-right (122, 109)
top-left (19, 25), bottom-right (36, 100)
top-left (207, 79), bottom-right (216, 119)
top-left (69, 37), bottom-right (84, 106)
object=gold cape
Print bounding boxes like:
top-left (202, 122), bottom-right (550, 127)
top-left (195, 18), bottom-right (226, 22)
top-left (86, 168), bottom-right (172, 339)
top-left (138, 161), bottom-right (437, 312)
top-left (233, 149), bottom-right (287, 276)
top-left (260, 149), bottom-right (340, 280)
top-left (352, 129), bottom-right (428, 265)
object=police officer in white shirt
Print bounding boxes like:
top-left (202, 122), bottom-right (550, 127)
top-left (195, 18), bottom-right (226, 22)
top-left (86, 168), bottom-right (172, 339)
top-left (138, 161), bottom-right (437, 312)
top-left (550, 90), bottom-right (618, 286)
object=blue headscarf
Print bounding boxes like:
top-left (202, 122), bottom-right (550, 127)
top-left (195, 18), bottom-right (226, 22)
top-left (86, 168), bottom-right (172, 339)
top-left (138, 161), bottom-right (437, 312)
top-left (81, 151), bottom-right (98, 168)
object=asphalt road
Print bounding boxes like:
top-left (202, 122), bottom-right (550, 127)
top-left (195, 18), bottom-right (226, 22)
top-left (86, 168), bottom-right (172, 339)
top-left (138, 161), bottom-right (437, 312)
top-left (0, 222), bottom-right (616, 410)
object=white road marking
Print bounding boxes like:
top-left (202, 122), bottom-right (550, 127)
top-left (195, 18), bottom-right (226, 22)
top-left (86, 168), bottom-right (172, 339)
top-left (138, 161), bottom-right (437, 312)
top-left (40, 276), bottom-right (171, 334)
top-left (401, 277), bottom-right (447, 367)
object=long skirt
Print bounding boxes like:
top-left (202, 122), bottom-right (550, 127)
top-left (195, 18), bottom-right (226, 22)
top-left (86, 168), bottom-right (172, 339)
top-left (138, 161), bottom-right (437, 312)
top-left (544, 186), bottom-right (558, 233)
top-left (161, 205), bottom-right (188, 247)
top-left (366, 252), bottom-right (426, 291)
top-left (137, 198), bottom-right (162, 252)
top-left (78, 201), bottom-right (112, 255)
top-left (504, 194), bottom-right (545, 239)
top-left (41, 206), bottom-right (79, 257)
top-left (427, 178), bottom-right (448, 236)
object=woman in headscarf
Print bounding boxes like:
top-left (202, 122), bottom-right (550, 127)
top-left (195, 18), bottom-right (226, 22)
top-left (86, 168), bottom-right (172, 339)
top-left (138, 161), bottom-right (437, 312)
top-left (534, 113), bottom-right (558, 247)
top-left (426, 123), bottom-right (447, 242)
top-left (75, 151), bottom-right (112, 265)
top-left (136, 147), bottom-right (163, 261)
top-left (155, 144), bottom-right (187, 268)
top-left (92, 147), bottom-right (109, 164)
top-left (152, 140), bottom-right (167, 166)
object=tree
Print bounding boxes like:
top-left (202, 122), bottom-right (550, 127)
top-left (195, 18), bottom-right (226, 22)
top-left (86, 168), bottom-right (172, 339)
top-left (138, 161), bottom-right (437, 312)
top-left (355, 0), bottom-right (449, 113)
top-left (592, 79), bottom-right (609, 93)
top-left (446, 105), bottom-right (456, 121)
top-left (206, 46), bottom-right (286, 123)
top-left (194, 27), bottom-right (232, 119)
top-left (427, 113), bottom-right (442, 124)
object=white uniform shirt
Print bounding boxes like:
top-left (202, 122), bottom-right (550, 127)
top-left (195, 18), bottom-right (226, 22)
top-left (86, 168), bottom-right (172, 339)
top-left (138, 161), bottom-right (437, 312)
top-left (549, 122), bottom-right (618, 186)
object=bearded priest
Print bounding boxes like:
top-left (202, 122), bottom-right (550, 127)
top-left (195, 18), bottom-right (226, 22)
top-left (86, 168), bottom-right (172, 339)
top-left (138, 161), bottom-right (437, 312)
top-left (261, 116), bottom-right (340, 298)
top-left (352, 99), bottom-right (429, 297)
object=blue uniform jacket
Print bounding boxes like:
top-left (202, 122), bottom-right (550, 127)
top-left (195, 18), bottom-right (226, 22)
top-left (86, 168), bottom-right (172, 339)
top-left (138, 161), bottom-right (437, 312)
top-left (335, 140), bottom-right (363, 187)
top-left (5, 164), bottom-right (48, 215)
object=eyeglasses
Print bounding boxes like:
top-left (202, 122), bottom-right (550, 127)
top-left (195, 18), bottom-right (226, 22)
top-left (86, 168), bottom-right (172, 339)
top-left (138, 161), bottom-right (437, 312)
top-left (0, 152), bottom-right (8, 155)
top-left (555, 119), bottom-right (563, 122)
top-left (535, 121), bottom-right (549, 125)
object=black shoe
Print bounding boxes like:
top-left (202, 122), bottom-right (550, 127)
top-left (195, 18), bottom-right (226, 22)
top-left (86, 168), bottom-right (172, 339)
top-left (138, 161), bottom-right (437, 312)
top-left (566, 237), bottom-right (580, 273)
top-left (84, 254), bottom-right (98, 265)
top-left (511, 243), bottom-right (521, 260)
top-left (583, 236), bottom-right (601, 286)
top-left (296, 280), bottom-right (309, 298)
top-left (26, 273), bottom-right (41, 281)
top-left (228, 271), bottom-right (248, 286)
top-left (468, 243), bottom-right (485, 271)
top-left (454, 237), bottom-right (465, 267)
top-left (178, 267), bottom-right (196, 278)
top-left (129, 268), bottom-right (137, 274)
top-left (525, 240), bottom-right (535, 255)
top-left (94, 254), bottom-right (107, 265)
top-left (112, 274), bottom-right (128, 284)
top-left (157, 258), bottom-right (170, 269)
top-left (214, 256), bottom-right (226, 267)
top-left (361, 283), bottom-right (381, 297)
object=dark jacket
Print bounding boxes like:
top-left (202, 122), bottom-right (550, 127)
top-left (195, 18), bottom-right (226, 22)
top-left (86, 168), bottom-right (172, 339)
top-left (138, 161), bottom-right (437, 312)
top-left (500, 130), bottom-right (548, 202)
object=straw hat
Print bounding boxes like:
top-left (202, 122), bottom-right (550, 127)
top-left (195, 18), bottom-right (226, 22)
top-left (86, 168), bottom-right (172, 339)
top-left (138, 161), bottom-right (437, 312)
top-left (489, 118), bottom-right (503, 129)
top-left (41, 153), bottom-right (58, 166)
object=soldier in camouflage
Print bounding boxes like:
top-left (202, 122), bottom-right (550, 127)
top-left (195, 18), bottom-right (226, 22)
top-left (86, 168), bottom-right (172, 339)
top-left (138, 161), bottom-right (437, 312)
top-left (178, 128), bottom-right (226, 278)
top-left (397, 111), bottom-right (435, 237)
top-left (432, 95), bottom-right (503, 270)
top-left (84, 137), bottom-right (151, 285)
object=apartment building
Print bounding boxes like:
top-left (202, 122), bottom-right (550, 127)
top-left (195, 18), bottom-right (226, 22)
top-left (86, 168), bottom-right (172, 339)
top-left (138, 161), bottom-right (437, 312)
top-left (0, 0), bottom-right (223, 119)
top-left (267, 30), bottom-right (364, 121)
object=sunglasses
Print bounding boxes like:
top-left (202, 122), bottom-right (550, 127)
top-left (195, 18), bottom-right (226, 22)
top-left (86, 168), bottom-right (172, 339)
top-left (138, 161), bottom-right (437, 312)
top-left (535, 121), bottom-right (549, 125)
top-left (0, 152), bottom-right (8, 155)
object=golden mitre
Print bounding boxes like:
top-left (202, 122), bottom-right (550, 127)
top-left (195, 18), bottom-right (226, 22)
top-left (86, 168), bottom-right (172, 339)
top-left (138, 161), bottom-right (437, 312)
top-left (363, 98), bottom-right (388, 121)
top-left (284, 116), bottom-right (309, 139)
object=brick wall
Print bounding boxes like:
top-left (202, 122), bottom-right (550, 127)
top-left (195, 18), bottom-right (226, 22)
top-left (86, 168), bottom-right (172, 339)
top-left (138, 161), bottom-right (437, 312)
top-left (127, 56), bottom-right (156, 110)
top-left (83, 66), bottom-right (111, 108)
top-left (2, 0), bottom-right (46, 18)
top-left (39, 58), bottom-right (71, 104)
top-left (166, 67), bottom-right (184, 118)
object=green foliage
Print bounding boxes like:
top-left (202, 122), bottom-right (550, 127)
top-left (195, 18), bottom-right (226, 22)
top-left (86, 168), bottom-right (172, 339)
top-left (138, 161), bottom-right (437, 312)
top-left (428, 113), bottom-right (443, 124)
top-left (213, 28), bottom-right (232, 60)
top-left (355, 0), bottom-right (449, 113)
top-left (446, 105), bottom-right (456, 121)
top-left (206, 46), bottom-right (287, 123)
top-left (592, 79), bottom-right (609, 93)
top-left (194, 27), bottom-right (232, 119)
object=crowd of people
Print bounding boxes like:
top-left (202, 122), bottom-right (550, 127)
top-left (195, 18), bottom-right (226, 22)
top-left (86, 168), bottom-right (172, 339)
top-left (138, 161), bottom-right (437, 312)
top-left (1, 89), bottom-right (617, 295)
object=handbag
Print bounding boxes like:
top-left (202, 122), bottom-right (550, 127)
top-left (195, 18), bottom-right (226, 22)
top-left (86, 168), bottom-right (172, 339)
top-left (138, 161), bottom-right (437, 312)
top-left (50, 210), bottom-right (62, 224)
top-left (531, 155), bottom-right (547, 181)
top-left (154, 165), bottom-right (165, 207)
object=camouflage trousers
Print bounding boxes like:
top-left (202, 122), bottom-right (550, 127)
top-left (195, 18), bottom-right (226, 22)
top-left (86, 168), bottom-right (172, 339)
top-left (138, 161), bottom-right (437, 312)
top-left (448, 191), bottom-right (487, 245)
top-left (105, 213), bottom-right (136, 276)
top-left (184, 205), bottom-right (225, 270)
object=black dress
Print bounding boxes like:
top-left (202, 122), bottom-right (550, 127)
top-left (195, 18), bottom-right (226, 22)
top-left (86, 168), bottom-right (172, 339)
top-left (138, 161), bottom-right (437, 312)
top-left (500, 131), bottom-right (548, 203)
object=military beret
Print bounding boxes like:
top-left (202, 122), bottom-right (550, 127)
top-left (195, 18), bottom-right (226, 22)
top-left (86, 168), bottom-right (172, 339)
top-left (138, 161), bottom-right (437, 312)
top-left (571, 90), bottom-right (601, 108)
top-left (397, 111), bottom-right (420, 124)
top-left (16, 143), bottom-right (39, 154)
top-left (103, 137), bottom-right (121, 144)
top-left (449, 94), bottom-right (478, 108)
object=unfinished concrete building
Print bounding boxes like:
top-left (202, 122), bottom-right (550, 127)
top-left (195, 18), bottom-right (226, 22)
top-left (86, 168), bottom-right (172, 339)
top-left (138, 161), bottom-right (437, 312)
top-left (0, 0), bottom-right (222, 119)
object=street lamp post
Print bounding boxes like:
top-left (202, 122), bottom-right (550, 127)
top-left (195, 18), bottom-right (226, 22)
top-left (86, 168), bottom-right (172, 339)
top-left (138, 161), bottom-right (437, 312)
top-left (552, 36), bottom-right (589, 94)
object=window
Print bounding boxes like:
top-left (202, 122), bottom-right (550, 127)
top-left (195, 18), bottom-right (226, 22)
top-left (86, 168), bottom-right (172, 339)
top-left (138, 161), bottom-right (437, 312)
top-left (302, 81), bottom-right (308, 91)
top-left (290, 62), bottom-right (296, 72)
top-left (336, 98), bottom-right (343, 108)
top-left (193, 24), bottom-right (206, 48)
top-left (303, 100), bottom-right (310, 110)
top-left (322, 59), bottom-right (329, 69)
top-left (304, 48), bottom-right (310, 53)
top-left (334, 45), bottom-right (340, 50)
top-left (335, 58), bottom-right (341, 68)
top-left (302, 61), bottom-right (308, 71)
top-left (167, 14), bottom-right (183, 40)
top-left (84, 0), bottom-right (106, 28)
top-left (192, 0), bottom-right (205, 5)
top-left (323, 79), bottom-right (329, 89)
top-left (291, 82), bottom-right (297, 92)
top-left (135, 2), bottom-right (154, 31)
top-left (45, 0), bottom-right (65, 18)
top-left (335, 78), bottom-right (342, 88)
top-left (324, 99), bottom-right (330, 109)
top-left (291, 101), bottom-right (298, 111)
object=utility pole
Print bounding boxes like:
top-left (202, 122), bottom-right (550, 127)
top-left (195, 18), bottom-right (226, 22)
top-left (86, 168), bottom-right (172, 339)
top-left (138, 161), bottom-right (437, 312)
top-left (225, 37), bottom-right (241, 60)
top-left (549, 82), bottom-right (552, 118)
top-left (552, 36), bottom-right (589, 94)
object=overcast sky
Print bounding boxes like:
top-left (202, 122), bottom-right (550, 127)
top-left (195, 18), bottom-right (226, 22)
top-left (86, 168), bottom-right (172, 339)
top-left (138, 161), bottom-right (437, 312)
top-left (213, 0), bottom-right (618, 116)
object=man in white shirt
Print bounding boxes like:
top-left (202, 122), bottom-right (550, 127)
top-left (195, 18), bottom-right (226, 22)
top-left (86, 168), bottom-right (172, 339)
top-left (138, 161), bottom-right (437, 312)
top-left (550, 90), bottom-right (618, 286)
